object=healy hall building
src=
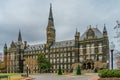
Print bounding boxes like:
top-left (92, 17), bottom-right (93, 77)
top-left (4, 4), bottom-right (109, 73)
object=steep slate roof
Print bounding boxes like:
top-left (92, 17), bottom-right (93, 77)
top-left (24, 40), bottom-right (74, 51)
top-left (25, 44), bottom-right (45, 51)
top-left (80, 27), bottom-right (103, 40)
top-left (51, 40), bottom-right (74, 48)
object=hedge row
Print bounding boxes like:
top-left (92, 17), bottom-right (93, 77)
top-left (98, 69), bottom-right (120, 78)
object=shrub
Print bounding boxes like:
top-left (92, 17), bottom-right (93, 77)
top-left (76, 65), bottom-right (81, 75)
top-left (98, 69), bottom-right (120, 78)
top-left (58, 66), bottom-right (62, 75)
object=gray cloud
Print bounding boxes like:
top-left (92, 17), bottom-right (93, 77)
top-left (0, 0), bottom-right (119, 52)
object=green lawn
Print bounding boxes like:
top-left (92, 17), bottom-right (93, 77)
top-left (0, 73), bottom-right (22, 80)
top-left (0, 73), bottom-right (19, 76)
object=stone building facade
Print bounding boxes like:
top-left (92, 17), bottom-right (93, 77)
top-left (4, 4), bottom-right (109, 73)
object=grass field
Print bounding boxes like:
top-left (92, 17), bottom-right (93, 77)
top-left (0, 73), bottom-right (18, 76)
top-left (0, 73), bottom-right (22, 80)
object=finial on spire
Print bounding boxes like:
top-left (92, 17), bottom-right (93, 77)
top-left (49, 3), bottom-right (53, 20)
top-left (103, 24), bottom-right (107, 35)
top-left (103, 24), bottom-right (107, 32)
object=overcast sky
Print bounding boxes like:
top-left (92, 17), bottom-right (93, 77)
top-left (0, 0), bottom-right (120, 53)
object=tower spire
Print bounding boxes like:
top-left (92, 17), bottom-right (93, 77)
top-left (47, 3), bottom-right (54, 28)
top-left (18, 30), bottom-right (22, 42)
top-left (49, 3), bottom-right (53, 21)
top-left (46, 3), bottom-right (56, 46)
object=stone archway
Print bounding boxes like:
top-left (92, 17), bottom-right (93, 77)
top-left (87, 62), bottom-right (91, 69)
top-left (82, 62), bottom-right (86, 70)
top-left (82, 59), bottom-right (94, 70)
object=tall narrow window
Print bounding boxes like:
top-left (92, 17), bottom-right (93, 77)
top-left (98, 43), bottom-right (102, 54)
top-left (91, 44), bottom-right (94, 54)
top-left (86, 44), bottom-right (90, 54)
top-left (80, 45), bottom-right (83, 55)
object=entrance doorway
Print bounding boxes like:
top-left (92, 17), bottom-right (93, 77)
top-left (82, 60), bottom-right (94, 70)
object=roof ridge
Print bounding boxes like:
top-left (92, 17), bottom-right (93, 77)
top-left (30, 44), bottom-right (44, 47)
top-left (56, 40), bottom-right (74, 43)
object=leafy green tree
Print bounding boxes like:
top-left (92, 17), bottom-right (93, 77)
top-left (58, 66), bottom-right (62, 75)
top-left (76, 65), bottom-right (81, 75)
top-left (37, 54), bottom-right (51, 73)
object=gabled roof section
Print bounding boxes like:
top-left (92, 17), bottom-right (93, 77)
top-left (80, 27), bottom-right (103, 40)
top-left (51, 40), bottom-right (74, 48)
top-left (13, 41), bottom-right (24, 49)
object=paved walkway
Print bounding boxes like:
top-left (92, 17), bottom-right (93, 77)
top-left (30, 73), bottom-right (99, 80)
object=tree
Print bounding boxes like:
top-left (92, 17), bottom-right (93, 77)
top-left (58, 66), bottom-right (62, 75)
top-left (0, 60), bottom-right (5, 72)
top-left (37, 54), bottom-right (51, 73)
top-left (76, 65), bottom-right (81, 75)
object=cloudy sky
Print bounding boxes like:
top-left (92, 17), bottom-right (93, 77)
top-left (0, 0), bottom-right (120, 53)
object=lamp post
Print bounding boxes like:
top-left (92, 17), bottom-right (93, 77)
top-left (110, 42), bottom-right (115, 70)
top-left (26, 64), bottom-right (29, 77)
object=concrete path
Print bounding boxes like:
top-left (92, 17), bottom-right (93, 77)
top-left (30, 73), bottom-right (99, 80)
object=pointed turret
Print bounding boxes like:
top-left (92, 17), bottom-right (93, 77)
top-left (103, 24), bottom-right (107, 32)
top-left (4, 43), bottom-right (7, 54)
top-left (74, 28), bottom-right (80, 47)
top-left (18, 30), bottom-right (22, 42)
top-left (74, 28), bottom-right (80, 63)
top-left (4, 43), bottom-right (7, 73)
top-left (103, 24), bottom-right (107, 36)
top-left (4, 43), bottom-right (7, 49)
top-left (102, 24), bottom-right (109, 62)
top-left (46, 3), bottom-right (56, 46)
